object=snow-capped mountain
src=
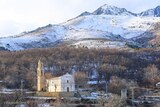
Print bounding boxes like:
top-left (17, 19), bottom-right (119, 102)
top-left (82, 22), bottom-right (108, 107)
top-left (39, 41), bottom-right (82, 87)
top-left (139, 6), bottom-right (160, 17)
top-left (0, 4), bottom-right (160, 51)
top-left (79, 4), bottom-right (136, 16)
top-left (139, 9), bottom-right (154, 17)
top-left (93, 4), bottom-right (136, 16)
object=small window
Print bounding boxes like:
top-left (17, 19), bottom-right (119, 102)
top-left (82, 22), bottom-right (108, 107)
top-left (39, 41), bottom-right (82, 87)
top-left (67, 80), bottom-right (69, 83)
top-left (67, 87), bottom-right (69, 92)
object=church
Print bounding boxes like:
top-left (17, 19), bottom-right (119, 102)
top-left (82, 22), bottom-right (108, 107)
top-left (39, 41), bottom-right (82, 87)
top-left (37, 59), bottom-right (75, 93)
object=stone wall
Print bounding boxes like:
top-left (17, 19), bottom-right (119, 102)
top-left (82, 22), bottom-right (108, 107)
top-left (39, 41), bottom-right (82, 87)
top-left (37, 92), bottom-right (75, 97)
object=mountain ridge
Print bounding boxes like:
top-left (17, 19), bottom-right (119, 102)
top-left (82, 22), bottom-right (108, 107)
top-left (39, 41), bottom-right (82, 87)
top-left (0, 4), bottom-right (160, 51)
top-left (79, 4), bottom-right (136, 17)
top-left (79, 4), bottom-right (160, 17)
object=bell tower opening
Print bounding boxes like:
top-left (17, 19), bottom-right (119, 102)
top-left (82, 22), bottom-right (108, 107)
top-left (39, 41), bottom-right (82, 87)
top-left (67, 87), bottom-right (69, 92)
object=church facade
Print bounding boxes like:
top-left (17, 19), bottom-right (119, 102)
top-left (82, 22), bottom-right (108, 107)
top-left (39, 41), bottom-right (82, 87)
top-left (37, 59), bottom-right (75, 92)
top-left (46, 73), bottom-right (75, 92)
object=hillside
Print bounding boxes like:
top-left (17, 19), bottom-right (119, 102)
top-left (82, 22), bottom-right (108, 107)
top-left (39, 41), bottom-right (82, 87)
top-left (133, 22), bottom-right (160, 48)
top-left (0, 4), bottom-right (160, 50)
top-left (0, 47), bottom-right (160, 89)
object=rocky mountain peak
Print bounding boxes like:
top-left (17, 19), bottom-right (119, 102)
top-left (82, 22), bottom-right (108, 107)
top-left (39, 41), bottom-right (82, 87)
top-left (92, 4), bottom-right (136, 16)
top-left (154, 6), bottom-right (160, 17)
top-left (139, 5), bottom-right (160, 17)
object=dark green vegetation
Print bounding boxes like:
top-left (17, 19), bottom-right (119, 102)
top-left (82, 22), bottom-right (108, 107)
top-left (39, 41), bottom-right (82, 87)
top-left (0, 47), bottom-right (160, 90)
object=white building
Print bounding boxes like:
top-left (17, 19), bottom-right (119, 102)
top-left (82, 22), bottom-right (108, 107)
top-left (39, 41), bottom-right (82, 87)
top-left (37, 59), bottom-right (75, 93)
top-left (156, 82), bottom-right (160, 88)
top-left (46, 73), bottom-right (75, 92)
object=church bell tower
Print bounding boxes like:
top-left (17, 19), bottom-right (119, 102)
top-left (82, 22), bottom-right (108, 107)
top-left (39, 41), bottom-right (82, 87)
top-left (37, 59), bottom-right (45, 91)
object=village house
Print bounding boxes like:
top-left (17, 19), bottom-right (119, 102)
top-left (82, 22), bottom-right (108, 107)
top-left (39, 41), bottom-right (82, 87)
top-left (37, 59), bottom-right (75, 95)
top-left (0, 80), bottom-right (4, 89)
top-left (156, 82), bottom-right (160, 88)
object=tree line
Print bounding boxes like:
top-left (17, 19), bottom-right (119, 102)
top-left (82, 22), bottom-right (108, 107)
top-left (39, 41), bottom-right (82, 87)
top-left (0, 47), bottom-right (159, 90)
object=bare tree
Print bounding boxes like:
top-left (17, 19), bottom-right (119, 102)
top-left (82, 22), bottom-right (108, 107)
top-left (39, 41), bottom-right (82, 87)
top-left (143, 64), bottom-right (160, 87)
top-left (74, 71), bottom-right (88, 89)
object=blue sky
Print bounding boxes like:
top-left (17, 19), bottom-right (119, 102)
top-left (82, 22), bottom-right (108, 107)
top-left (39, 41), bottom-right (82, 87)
top-left (0, 0), bottom-right (160, 37)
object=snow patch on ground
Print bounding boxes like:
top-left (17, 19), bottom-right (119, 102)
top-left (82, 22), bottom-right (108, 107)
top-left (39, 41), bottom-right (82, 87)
top-left (70, 40), bottom-right (126, 49)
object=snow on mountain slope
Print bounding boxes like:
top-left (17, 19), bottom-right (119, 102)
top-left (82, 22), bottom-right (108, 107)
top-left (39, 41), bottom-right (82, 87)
top-left (0, 4), bottom-right (160, 50)
top-left (139, 9), bottom-right (154, 17)
top-left (79, 4), bottom-right (136, 16)
top-left (70, 39), bottom-right (127, 49)
top-left (0, 24), bottom-right (118, 50)
top-left (64, 15), bottom-right (160, 39)
top-left (139, 6), bottom-right (160, 17)
top-left (132, 22), bottom-right (160, 48)
top-left (93, 4), bottom-right (136, 16)
top-left (0, 25), bottom-right (67, 50)
top-left (63, 28), bottom-right (112, 40)
top-left (1, 15), bottom-right (160, 50)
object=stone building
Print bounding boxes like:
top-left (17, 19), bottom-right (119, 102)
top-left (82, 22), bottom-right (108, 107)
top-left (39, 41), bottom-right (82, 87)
top-left (37, 59), bottom-right (45, 91)
top-left (46, 73), bottom-right (75, 92)
top-left (37, 59), bottom-right (75, 93)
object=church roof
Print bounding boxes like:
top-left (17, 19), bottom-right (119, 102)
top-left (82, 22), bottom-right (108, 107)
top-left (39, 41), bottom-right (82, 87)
top-left (46, 73), bottom-right (73, 80)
